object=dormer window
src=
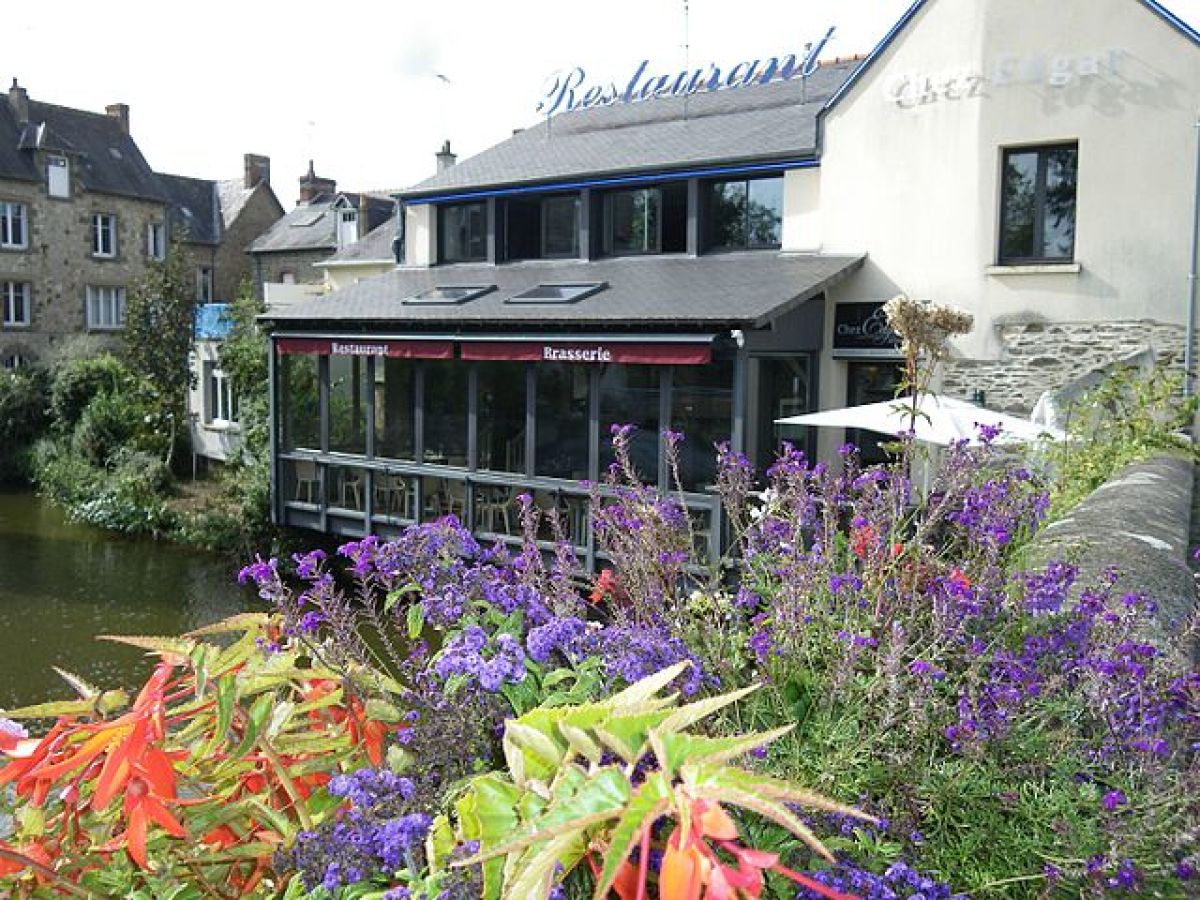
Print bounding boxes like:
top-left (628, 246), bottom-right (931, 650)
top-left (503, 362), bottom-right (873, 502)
top-left (47, 155), bottom-right (70, 198)
top-left (705, 176), bottom-right (783, 251)
top-left (438, 201), bottom-right (487, 264)
top-left (337, 208), bottom-right (358, 249)
top-left (504, 193), bottom-right (580, 261)
top-left (601, 183), bottom-right (687, 256)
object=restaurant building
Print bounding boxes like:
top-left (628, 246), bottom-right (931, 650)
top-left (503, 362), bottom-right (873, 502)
top-left (262, 0), bottom-right (1200, 561)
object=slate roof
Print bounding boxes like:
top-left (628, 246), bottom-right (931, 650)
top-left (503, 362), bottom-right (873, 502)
top-left (0, 92), bottom-right (166, 202)
top-left (401, 60), bottom-right (860, 201)
top-left (217, 179), bottom-right (256, 229)
top-left (264, 252), bottom-right (863, 330)
top-left (248, 193), bottom-right (394, 255)
top-left (158, 173), bottom-right (219, 245)
top-left (317, 216), bottom-right (399, 266)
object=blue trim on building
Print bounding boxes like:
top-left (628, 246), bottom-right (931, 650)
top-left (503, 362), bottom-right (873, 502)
top-left (1140, 0), bottom-right (1200, 43)
top-left (402, 159), bottom-right (819, 206)
top-left (820, 0), bottom-right (1199, 124)
top-left (195, 303), bottom-right (234, 341)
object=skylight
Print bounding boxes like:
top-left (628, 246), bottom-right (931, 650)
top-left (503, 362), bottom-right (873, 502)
top-left (505, 282), bottom-right (607, 305)
top-left (403, 285), bottom-right (495, 305)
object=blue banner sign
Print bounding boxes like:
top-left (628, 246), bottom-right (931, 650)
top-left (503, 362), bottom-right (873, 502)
top-left (537, 27), bottom-right (836, 117)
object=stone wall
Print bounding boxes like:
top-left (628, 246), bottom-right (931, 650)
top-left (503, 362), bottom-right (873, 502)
top-left (252, 248), bottom-right (332, 298)
top-left (941, 319), bottom-right (1193, 414)
top-left (0, 176), bottom-right (166, 366)
top-left (215, 188), bottom-right (283, 303)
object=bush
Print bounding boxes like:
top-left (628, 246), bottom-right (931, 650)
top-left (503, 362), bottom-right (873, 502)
top-left (0, 366), bottom-right (48, 483)
top-left (48, 353), bottom-right (131, 432)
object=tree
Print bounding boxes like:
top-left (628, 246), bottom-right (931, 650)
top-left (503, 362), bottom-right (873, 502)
top-left (123, 239), bottom-right (196, 469)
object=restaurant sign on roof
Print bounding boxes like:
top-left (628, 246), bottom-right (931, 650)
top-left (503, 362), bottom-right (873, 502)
top-left (536, 26), bottom-right (837, 117)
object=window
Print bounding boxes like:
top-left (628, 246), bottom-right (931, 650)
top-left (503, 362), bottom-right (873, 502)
top-left (280, 353), bottom-right (320, 451)
top-left (375, 357), bottom-right (417, 460)
top-left (204, 363), bottom-right (238, 425)
top-left (47, 156), bottom-right (70, 198)
top-left (438, 202), bottom-right (487, 263)
top-left (1, 352), bottom-right (26, 371)
top-left (404, 285), bottom-right (494, 305)
top-left (2, 281), bottom-right (30, 326)
top-left (477, 361), bottom-right (527, 473)
top-left (504, 194), bottom-right (580, 260)
top-left (706, 176), bottom-right (783, 250)
top-left (0, 202), bottom-right (27, 249)
top-left (85, 285), bottom-right (125, 330)
top-left (506, 282), bottom-right (606, 305)
top-left (329, 355), bottom-right (368, 455)
top-left (146, 222), bottom-right (165, 260)
top-left (535, 362), bottom-right (590, 480)
top-left (999, 143), bottom-right (1078, 264)
top-left (337, 209), bottom-right (358, 248)
top-left (602, 183), bottom-right (687, 256)
top-left (670, 361), bottom-right (734, 491)
top-left (92, 214), bottom-right (116, 258)
top-left (598, 365), bottom-right (660, 480)
top-left (197, 266), bottom-right (213, 303)
top-left (423, 360), bottom-right (468, 464)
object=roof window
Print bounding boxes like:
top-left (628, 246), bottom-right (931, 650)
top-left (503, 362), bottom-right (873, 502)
top-left (403, 285), bottom-right (495, 306)
top-left (505, 282), bottom-right (607, 305)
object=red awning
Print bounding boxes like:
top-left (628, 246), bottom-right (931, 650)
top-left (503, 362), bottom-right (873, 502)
top-left (276, 338), bottom-right (454, 359)
top-left (461, 341), bottom-right (712, 365)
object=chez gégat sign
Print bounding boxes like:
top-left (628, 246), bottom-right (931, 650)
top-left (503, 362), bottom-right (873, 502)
top-left (536, 26), bottom-right (836, 117)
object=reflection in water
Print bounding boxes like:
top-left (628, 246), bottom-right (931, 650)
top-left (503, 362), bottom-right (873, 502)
top-left (0, 491), bottom-right (251, 709)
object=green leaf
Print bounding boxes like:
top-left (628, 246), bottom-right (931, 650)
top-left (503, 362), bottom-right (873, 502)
top-left (606, 660), bottom-right (690, 706)
top-left (593, 771), bottom-right (672, 899)
top-left (97, 634), bottom-right (196, 657)
top-left (649, 725), bottom-right (794, 779)
top-left (540, 668), bottom-right (578, 690)
top-left (232, 692), bottom-right (274, 757)
top-left (405, 599), bottom-right (425, 638)
top-left (204, 674), bottom-right (237, 756)
top-left (265, 700), bottom-right (296, 741)
top-left (503, 831), bottom-right (584, 900)
top-left (386, 583), bottom-right (420, 615)
top-left (184, 612), bottom-right (270, 638)
top-left (365, 698), bottom-right (403, 724)
top-left (504, 721), bottom-right (566, 781)
top-left (657, 683), bottom-right (760, 735)
top-left (1, 698), bottom-right (100, 718)
top-left (592, 710), bottom-right (671, 764)
top-left (51, 666), bottom-right (101, 700)
top-left (558, 722), bottom-right (603, 765)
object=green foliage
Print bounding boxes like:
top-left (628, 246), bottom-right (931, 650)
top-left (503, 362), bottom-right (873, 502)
top-left (1045, 363), bottom-right (1197, 517)
top-left (124, 239), bottom-right (197, 467)
top-left (0, 366), bottom-right (48, 482)
top-left (48, 352), bottom-right (132, 433)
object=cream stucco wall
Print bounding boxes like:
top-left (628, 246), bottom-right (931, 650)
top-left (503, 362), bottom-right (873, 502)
top-left (781, 167), bottom-right (822, 252)
top-left (404, 205), bottom-right (435, 267)
top-left (322, 261), bottom-right (396, 292)
top-left (809, 0), bottom-right (1199, 428)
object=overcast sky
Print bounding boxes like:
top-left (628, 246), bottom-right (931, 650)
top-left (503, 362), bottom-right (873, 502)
top-left (5, 0), bottom-right (1199, 202)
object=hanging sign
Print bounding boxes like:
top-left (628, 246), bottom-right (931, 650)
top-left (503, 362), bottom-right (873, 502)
top-left (536, 27), bottom-right (836, 117)
top-left (276, 338), bottom-right (454, 359)
top-left (832, 303), bottom-right (902, 359)
top-left (462, 341), bottom-right (712, 366)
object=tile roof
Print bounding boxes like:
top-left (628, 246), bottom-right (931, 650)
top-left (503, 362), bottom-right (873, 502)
top-left (158, 172), bottom-right (219, 245)
top-left (248, 194), bottom-right (394, 255)
top-left (0, 91), bottom-right (167, 202)
top-left (401, 60), bottom-right (860, 200)
top-left (263, 251), bottom-right (863, 330)
top-left (217, 179), bottom-right (256, 230)
top-left (317, 216), bottom-right (399, 266)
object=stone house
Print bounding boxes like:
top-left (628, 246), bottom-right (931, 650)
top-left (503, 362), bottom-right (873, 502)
top-left (247, 161), bottom-right (393, 301)
top-left (315, 216), bottom-right (401, 292)
top-left (0, 80), bottom-right (170, 368)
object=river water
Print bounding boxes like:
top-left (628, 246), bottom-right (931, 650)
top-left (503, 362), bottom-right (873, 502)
top-left (0, 490), bottom-right (251, 710)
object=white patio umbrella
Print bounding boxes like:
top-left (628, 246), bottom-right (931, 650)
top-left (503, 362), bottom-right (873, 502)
top-left (776, 394), bottom-right (1065, 446)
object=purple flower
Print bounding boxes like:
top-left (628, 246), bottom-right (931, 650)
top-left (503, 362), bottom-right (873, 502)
top-left (1102, 789), bottom-right (1128, 811)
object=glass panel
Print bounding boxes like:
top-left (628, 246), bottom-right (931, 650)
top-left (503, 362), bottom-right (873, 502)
top-left (846, 361), bottom-right (903, 467)
top-left (746, 178), bottom-right (783, 248)
top-left (507, 283), bottom-right (604, 304)
top-left (535, 362), bottom-right (591, 480)
top-left (477, 361), bottom-right (527, 473)
top-left (1042, 147), bottom-right (1077, 260)
top-left (404, 285), bottom-right (491, 305)
top-left (505, 196), bottom-right (541, 260)
top-left (280, 354), bottom-right (319, 451)
top-left (328, 356), bottom-right (367, 455)
top-left (327, 465), bottom-right (366, 511)
top-left (754, 356), bottom-right (812, 470)
top-left (605, 189), bottom-right (659, 255)
top-left (375, 357), bottom-right (416, 460)
top-left (423, 361), bottom-right (468, 465)
top-left (708, 181), bottom-right (747, 248)
top-left (1000, 150), bottom-right (1038, 261)
top-left (284, 458), bottom-right (321, 505)
top-left (598, 364), bottom-right (660, 481)
top-left (440, 202), bottom-right (487, 262)
top-left (670, 361), bottom-right (733, 491)
top-left (542, 195), bottom-right (580, 257)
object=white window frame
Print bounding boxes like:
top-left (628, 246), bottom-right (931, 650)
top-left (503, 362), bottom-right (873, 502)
top-left (2, 281), bottom-right (30, 327)
top-left (204, 362), bottom-right (238, 426)
top-left (85, 285), bottom-right (126, 330)
top-left (92, 214), bottom-right (117, 258)
top-left (0, 202), bottom-right (28, 249)
top-left (1, 353), bottom-right (26, 371)
top-left (146, 222), bottom-right (166, 260)
top-left (197, 266), bottom-right (213, 303)
top-left (47, 156), bottom-right (70, 198)
top-left (336, 209), bottom-right (358, 248)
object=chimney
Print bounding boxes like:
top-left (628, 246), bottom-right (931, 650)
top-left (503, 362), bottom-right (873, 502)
top-left (243, 153), bottom-right (270, 189)
top-left (105, 103), bottom-right (130, 135)
top-left (7, 78), bottom-right (28, 123)
top-left (435, 140), bottom-right (457, 172)
top-left (298, 159), bottom-right (336, 204)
